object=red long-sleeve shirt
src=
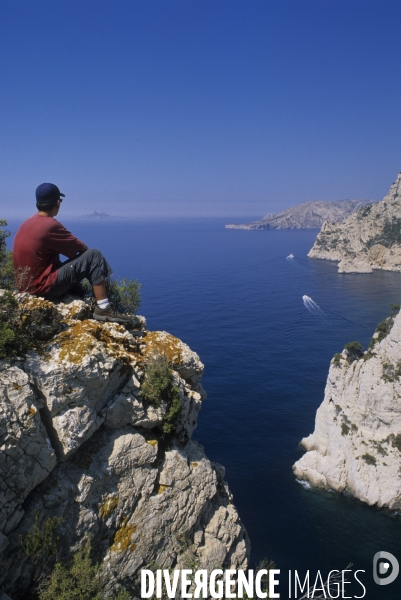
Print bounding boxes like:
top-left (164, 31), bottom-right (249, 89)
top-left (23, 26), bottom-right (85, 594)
top-left (13, 214), bottom-right (86, 295)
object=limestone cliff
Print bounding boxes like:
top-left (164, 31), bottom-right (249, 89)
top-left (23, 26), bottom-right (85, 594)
top-left (293, 309), bottom-right (401, 508)
top-left (0, 296), bottom-right (249, 599)
top-left (225, 199), bottom-right (367, 230)
top-left (308, 173), bottom-right (401, 272)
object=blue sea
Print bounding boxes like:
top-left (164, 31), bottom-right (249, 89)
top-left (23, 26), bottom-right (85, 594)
top-left (7, 217), bottom-right (401, 598)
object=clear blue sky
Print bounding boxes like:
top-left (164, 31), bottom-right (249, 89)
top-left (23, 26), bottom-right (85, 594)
top-left (1, 0), bottom-right (400, 218)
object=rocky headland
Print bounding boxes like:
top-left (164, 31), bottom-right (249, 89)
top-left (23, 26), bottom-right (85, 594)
top-left (225, 199), bottom-right (368, 230)
top-left (0, 295), bottom-right (249, 599)
top-left (293, 308), bottom-right (401, 508)
top-left (309, 173), bottom-right (401, 272)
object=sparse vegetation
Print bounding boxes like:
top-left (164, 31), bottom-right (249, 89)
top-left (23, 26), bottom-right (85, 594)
top-left (106, 277), bottom-right (141, 314)
top-left (162, 395), bottom-right (182, 435)
top-left (24, 532), bottom-right (131, 600)
top-left (358, 204), bottom-right (373, 218)
top-left (82, 276), bottom-right (142, 315)
top-left (392, 433), bottom-right (401, 452)
top-left (39, 537), bottom-right (102, 600)
top-left (373, 441), bottom-right (388, 456)
top-left (344, 341), bottom-right (364, 362)
top-left (0, 292), bottom-right (31, 358)
top-left (341, 423), bottom-right (350, 436)
top-left (367, 218), bottom-right (401, 248)
top-left (141, 354), bottom-right (182, 435)
top-left (332, 353), bottom-right (342, 366)
top-left (0, 219), bottom-right (14, 290)
top-left (368, 306), bottom-right (400, 350)
top-left (361, 453), bottom-right (377, 466)
top-left (20, 513), bottom-right (62, 595)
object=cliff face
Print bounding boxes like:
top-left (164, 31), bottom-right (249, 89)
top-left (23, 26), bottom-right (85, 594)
top-left (293, 310), bottom-right (401, 509)
top-left (0, 296), bottom-right (249, 598)
top-left (225, 199), bottom-right (367, 230)
top-left (308, 173), bottom-right (401, 272)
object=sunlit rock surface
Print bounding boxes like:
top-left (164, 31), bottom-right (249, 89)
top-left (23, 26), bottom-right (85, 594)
top-left (294, 310), bottom-right (401, 508)
top-left (0, 296), bottom-right (249, 598)
top-left (309, 172), bottom-right (401, 273)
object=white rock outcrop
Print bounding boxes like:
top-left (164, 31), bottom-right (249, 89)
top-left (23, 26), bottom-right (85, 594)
top-left (225, 199), bottom-right (368, 230)
top-left (308, 172), bottom-right (401, 272)
top-left (0, 296), bottom-right (249, 599)
top-left (293, 310), bottom-right (401, 508)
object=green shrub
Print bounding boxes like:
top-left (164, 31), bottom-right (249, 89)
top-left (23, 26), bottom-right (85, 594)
top-left (392, 434), bottom-right (401, 452)
top-left (0, 219), bottom-right (14, 290)
top-left (361, 453), bottom-right (376, 466)
top-left (141, 354), bottom-right (182, 435)
top-left (332, 353), bottom-right (342, 366)
top-left (344, 341), bottom-right (364, 362)
top-left (39, 538), bottom-right (102, 600)
top-left (20, 513), bottom-right (62, 594)
top-left (142, 355), bottom-right (173, 406)
top-left (83, 276), bottom-right (142, 314)
top-left (162, 394), bottom-right (182, 435)
top-left (0, 291), bottom-right (31, 358)
top-left (0, 291), bottom-right (62, 359)
top-left (20, 513), bottom-right (62, 561)
top-left (341, 423), bottom-right (350, 436)
top-left (106, 277), bottom-right (141, 314)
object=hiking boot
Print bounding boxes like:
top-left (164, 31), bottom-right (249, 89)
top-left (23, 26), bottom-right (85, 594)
top-left (93, 304), bottom-right (136, 325)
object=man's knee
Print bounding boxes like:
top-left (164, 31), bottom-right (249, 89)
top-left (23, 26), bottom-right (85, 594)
top-left (85, 248), bottom-right (104, 261)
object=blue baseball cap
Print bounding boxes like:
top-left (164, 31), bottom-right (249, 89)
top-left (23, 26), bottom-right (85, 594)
top-left (35, 183), bottom-right (65, 204)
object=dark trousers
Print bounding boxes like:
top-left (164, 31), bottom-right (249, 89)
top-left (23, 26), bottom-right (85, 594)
top-left (44, 248), bottom-right (112, 300)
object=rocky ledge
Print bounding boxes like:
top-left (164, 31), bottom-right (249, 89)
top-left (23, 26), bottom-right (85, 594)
top-left (0, 296), bottom-right (249, 599)
top-left (293, 309), bottom-right (401, 508)
top-left (308, 172), bottom-right (401, 273)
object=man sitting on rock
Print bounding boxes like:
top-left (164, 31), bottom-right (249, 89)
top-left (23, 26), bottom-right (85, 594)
top-left (13, 182), bottom-right (132, 324)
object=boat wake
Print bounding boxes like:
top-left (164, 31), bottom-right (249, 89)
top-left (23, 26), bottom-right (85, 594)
top-left (302, 295), bottom-right (323, 314)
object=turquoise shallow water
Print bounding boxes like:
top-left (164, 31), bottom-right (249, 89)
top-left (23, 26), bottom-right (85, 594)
top-left (7, 217), bottom-right (401, 598)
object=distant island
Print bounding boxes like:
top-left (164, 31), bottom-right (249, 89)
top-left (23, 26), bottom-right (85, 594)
top-left (225, 199), bottom-right (371, 230)
top-left (79, 211), bottom-right (116, 219)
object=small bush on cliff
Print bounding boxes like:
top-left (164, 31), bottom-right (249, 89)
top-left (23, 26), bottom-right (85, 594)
top-left (344, 341), bottom-right (364, 362)
top-left (142, 354), bottom-right (182, 434)
top-left (20, 513), bottom-right (62, 595)
top-left (83, 277), bottom-right (141, 315)
top-left (0, 292), bottom-right (62, 359)
top-left (0, 219), bottom-right (14, 290)
top-left (107, 277), bottom-right (141, 314)
top-left (39, 538), bottom-right (102, 600)
top-left (0, 291), bottom-right (31, 358)
top-left (38, 538), bottom-right (131, 600)
top-left (361, 453), bottom-right (376, 466)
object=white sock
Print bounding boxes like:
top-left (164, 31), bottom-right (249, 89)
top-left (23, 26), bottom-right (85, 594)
top-left (97, 298), bottom-right (110, 310)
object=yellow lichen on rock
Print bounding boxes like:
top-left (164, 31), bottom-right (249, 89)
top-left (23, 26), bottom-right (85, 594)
top-left (110, 520), bottom-right (137, 553)
top-left (146, 439), bottom-right (158, 447)
top-left (142, 331), bottom-right (183, 365)
top-left (56, 321), bottom-right (99, 364)
top-left (53, 320), bottom-right (138, 365)
top-left (100, 495), bottom-right (119, 519)
top-left (157, 484), bottom-right (169, 495)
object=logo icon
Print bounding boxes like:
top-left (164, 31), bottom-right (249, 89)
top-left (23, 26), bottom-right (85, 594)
top-left (373, 551), bottom-right (399, 585)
